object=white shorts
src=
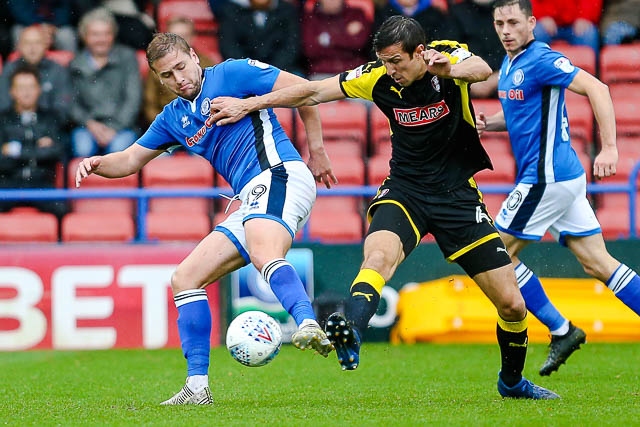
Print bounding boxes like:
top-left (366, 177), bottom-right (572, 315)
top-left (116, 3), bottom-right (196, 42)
top-left (494, 174), bottom-right (601, 245)
top-left (215, 161), bottom-right (316, 262)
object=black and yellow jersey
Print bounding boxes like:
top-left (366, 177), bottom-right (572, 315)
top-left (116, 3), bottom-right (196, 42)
top-left (339, 40), bottom-right (493, 194)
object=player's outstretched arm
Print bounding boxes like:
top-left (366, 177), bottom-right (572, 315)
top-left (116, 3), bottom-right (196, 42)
top-left (476, 109), bottom-right (507, 135)
top-left (75, 143), bottom-right (163, 187)
top-left (210, 75), bottom-right (346, 126)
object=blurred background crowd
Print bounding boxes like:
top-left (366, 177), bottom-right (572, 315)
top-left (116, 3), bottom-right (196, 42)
top-left (0, 0), bottom-right (638, 241)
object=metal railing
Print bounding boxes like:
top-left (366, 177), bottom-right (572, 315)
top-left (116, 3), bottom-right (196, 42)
top-left (1, 161), bottom-right (639, 241)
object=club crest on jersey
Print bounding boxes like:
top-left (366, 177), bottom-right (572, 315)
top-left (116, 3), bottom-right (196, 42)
top-left (431, 76), bottom-right (440, 92)
top-left (512, 69), bottom-right (524, 86)
top-left (393, 100), bottom-right (449, 126)
top-left (200, 97), bottom-right (211, 116)
top-left (181, 115), bottom-right (191, 128)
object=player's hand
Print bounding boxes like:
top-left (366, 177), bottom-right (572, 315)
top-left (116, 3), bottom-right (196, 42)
top-left (210, 97), bottom-right (249, 126)
top-left (75, 156), bottom-right (102, 188)
top-left (307, 150), bottom-right (338, 189)
top-left (422, 49), bottom-right (451, 77)
top-left (476, 112), bottom-right (487, 137)
top-left (593, 146), bottom-right (618, 180)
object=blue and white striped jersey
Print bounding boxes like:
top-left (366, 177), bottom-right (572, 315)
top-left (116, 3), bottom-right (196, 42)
top-left (498, 41), bottom-right (583, 185)
top-left (137, 58), bottom-right (302, 193)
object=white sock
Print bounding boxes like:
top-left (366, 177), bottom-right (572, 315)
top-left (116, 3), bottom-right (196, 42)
top-left (299, 319), bottom-right (319, 329)
top-left (550, 320), bottom-right (570, 336)
top-left (186, 374), bottom-right (209, 392)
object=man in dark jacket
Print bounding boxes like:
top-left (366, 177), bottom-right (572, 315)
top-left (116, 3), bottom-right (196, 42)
top-left (0, 64), bottom-right (68, 218)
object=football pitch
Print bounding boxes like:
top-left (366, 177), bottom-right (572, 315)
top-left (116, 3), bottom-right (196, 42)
top-left (2, 342), bottom-right (639, 426)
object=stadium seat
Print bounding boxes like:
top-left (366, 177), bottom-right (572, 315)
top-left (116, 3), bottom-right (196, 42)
top-left (142, 154), bottom-right (214, 214)
top-left (136, 49), bottom-right (149, 79)
top-left (61, 212), bottom-right (135, 242)
top-left (0, 207), bottom-right (58, 242)
top-left (157, 0), bottom-right (218, 33)
top-left (191, 33), bottom-right (223, 63)
top-left (329, 154), bottom-right (366, 185)
top-left (308, 209), bottom-right (363, 243)
top-left (600, 43), bottom-right (640, 85)
top-left (613, 97), bottom-right (640, 137)
top-left (474, 144), bottom-right (516, 184)
top-left (314, 196), bottom-right (363, 214)
top-left (68, 157), bottom-right (138, 214)
top-left (295, 100), bottom-right (368, 145)
top-left (597, 201), bottom-right (640, 240)
top-left (146, 211), bottom-right (211, 241)
top-left (369, 106), bottom-right (391, 155)
top-left (324, 139), bottom-right (365, 159)
top-left (366, 153), bottom-right (390, 185)
top-left (550, 42), bottom-right (596, 75)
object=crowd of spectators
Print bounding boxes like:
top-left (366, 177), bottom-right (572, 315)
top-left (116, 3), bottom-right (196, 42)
top-left (0, 0), bottom-right (638, 219)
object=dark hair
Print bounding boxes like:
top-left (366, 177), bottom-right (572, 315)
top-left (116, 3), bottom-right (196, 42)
top-left (10, 63), bottom-right (40, 86)
top-left (372, 15), bottom-right (426, 55)
top-left (146, 32), bottom-right (192, 69)
top-left (492, 0), bottom-right (533, 17)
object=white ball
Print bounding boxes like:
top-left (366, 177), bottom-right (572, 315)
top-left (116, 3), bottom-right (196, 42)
top-left (226, 311), bottom-right (282, 367)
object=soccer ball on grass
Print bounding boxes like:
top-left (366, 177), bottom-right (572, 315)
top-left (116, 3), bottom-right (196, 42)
top-left (226, 311), bottom-right (282, 367)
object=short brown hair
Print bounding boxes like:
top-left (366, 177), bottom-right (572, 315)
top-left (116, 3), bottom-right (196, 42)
top-left (146, 32), bottom-right (192, 69)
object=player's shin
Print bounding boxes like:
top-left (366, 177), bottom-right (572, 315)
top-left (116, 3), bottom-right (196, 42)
top-left (346, 269), bottom-right (385, 332)
top-left (515, 262), bottom-right (568, 334)
top-left (607, 264), bottom-right (640, 315)
top-left (496, 315), bottom-right (528, 387)
top-left (175, 289), bottom-right (212, 389)
top-left (262, 258), bottom-right (316, 326)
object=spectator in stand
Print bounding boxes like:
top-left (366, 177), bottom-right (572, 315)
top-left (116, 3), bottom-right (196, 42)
top-left (0, 64), bottom-right (69, 218)
top-left (600, 0), bottom-right (640, 45)
top-left (68, 7), bottom-right (141, 157)
top-left (143, 16), bottom-right (216, 126)
top-left (218, 0), bottom-right (303, 75)
top-left (372, 0), bottom-right (456, 57)
top-left (7, 0), bottom-right (78, 52)
top-left (72, 0), bottom-right (156, 50)
top-left (449, 0), bottom-right (504, 98)
top-left (0, 25), bottom-right (72, 123)
top-left (531, 0), bottom-right (602, 55)
top-left (301, 0), bottom-right (373, 79)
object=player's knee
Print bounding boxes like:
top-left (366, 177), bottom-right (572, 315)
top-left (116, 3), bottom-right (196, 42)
top-left (170, 266), bottom-right (198, 294)
top-left (495, 294), bottom-right (527, 321)
top-left (362, 248), bottom-right (397, 280)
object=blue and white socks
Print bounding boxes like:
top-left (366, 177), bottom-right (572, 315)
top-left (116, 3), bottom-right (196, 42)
top-left (515, 262), bottom-right (569, 335)
top-left (261, 258), bottom-right (316, 327)
top-left (607, 264), bottom-right (640, 315)
top-left (175, 289), bottom-right (211, 391)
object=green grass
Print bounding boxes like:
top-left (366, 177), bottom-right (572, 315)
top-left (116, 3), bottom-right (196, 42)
top-left (1, 343), bottom-right (639, 426)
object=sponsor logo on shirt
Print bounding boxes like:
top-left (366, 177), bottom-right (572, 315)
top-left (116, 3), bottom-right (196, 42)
top-left (185, 115), bottom-right (215, 147)
top-left (498, 89), bottom-right (524, 100)
top-left (393, 100), bottom-right (450, 126)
